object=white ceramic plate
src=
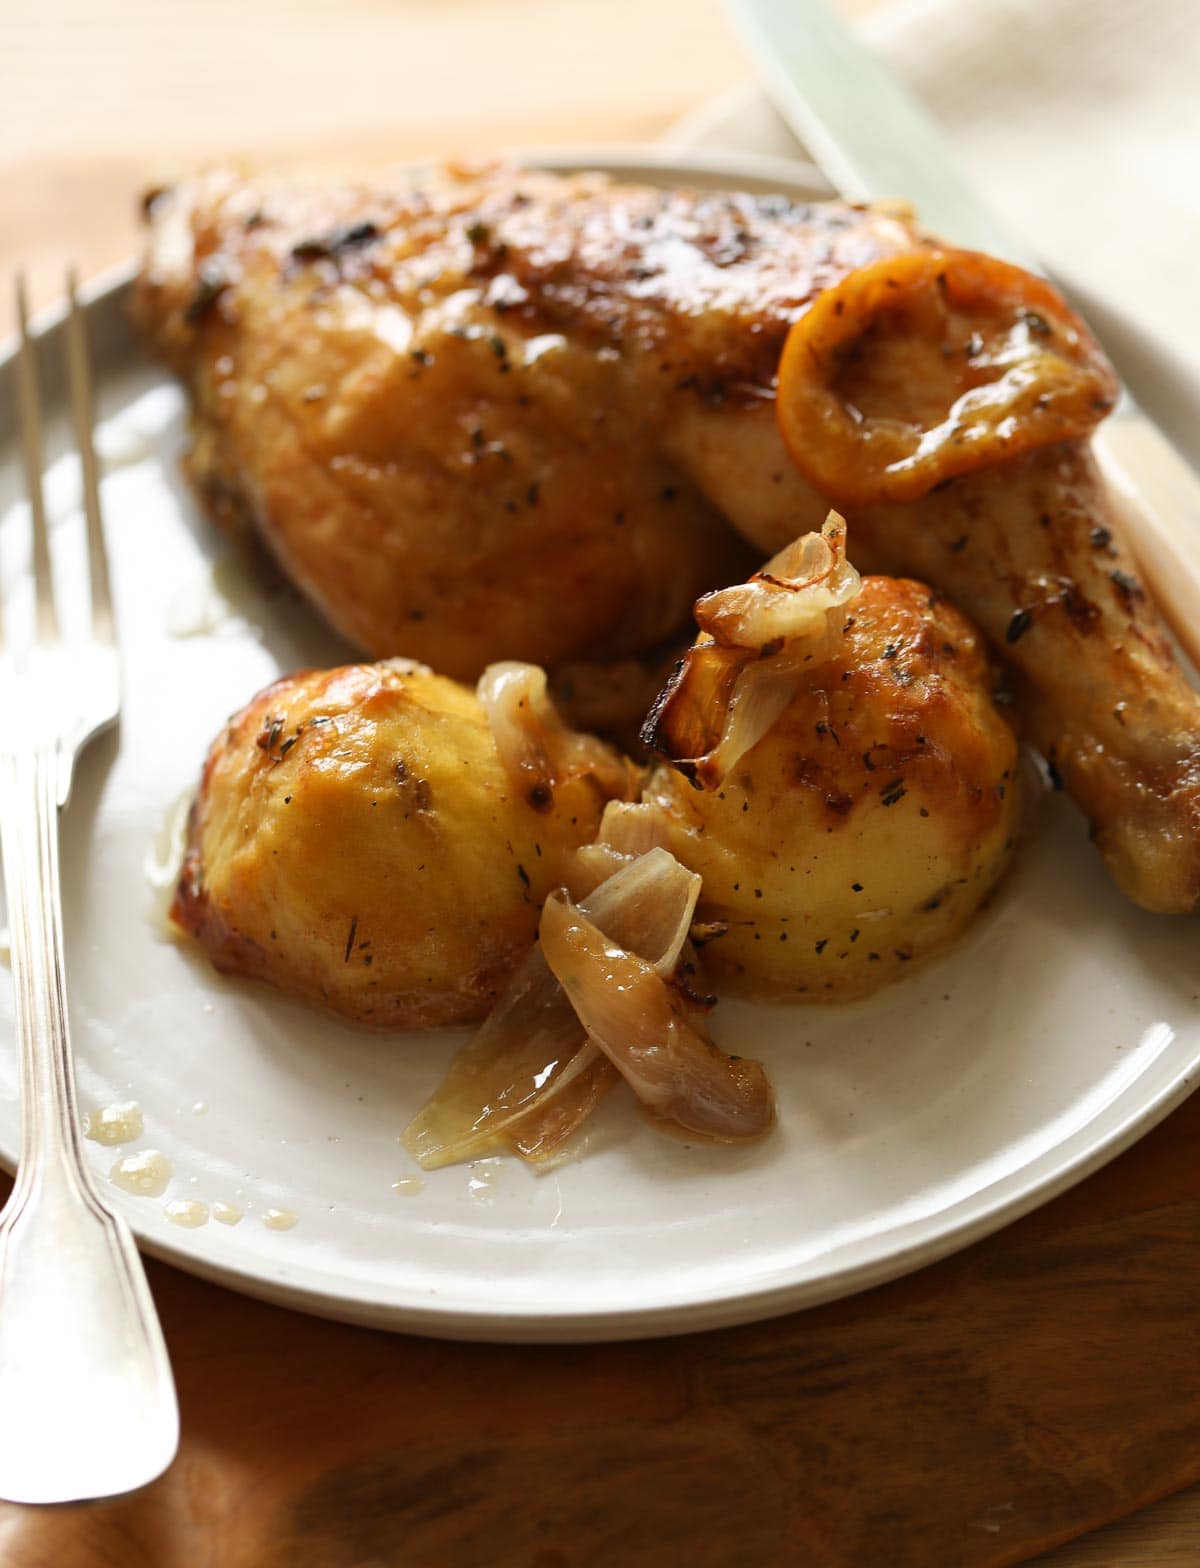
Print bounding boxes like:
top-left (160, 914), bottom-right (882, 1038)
top-left (1, 149), bottom-right (1198, 1344)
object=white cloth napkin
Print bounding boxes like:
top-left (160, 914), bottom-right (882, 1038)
top-left (865, 0), bottom-right (1200, 365)
top-left (677, 0), bottom-right (1200, 367)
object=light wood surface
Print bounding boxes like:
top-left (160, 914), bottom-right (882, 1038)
top-left (4, 0), bottom-right (747, 341)
top-left (2, 0), bottom-right (1199, 1562)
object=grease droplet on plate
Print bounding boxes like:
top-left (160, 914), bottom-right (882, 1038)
top-left (109, 1149), bottom-right (172, 1197)
top-left (84, 1101), bottom-right (144, 1146)
top-left (263, 1207), bottom-right (298, 1231)
top-left (391, 1177), bottom-right (424, 1197)
top-left (212, 1202), bottom-right (244, 1226)
top-left (164, 1199), bottom-right (209, 1228)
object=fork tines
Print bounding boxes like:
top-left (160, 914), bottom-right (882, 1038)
top-left (12, 272), bottom-right (116, 653)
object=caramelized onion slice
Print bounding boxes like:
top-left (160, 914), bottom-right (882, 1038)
top-left (573, 798), bottom-right (674, 889)
top-left (661, 658), bottom-right (799, 792)
top-left (540, 892), bottom-right (774, 1144)
top-left (776, 249), bottom-right (1119, 506)
top-left (695, 514), bottom-right (859, 655)
top-left (509, 1055), bottom-right (617, 1164)
top-left (478, 660), bottom-right (636, 809)
top-left (596, 799), bottom-right (674, 858)
top-left (403, 849), bottom-right (701, 1169)
top-left (402, 947), bottom-right (606, 1170)
top-left (583, 847), bottom-right (701, 976)
top-left (643, 514), bottom-right (858, 790)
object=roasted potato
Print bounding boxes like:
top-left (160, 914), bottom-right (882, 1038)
top-left (173, 661), bottom-right (630, 1027)
top-left (644, 536), bottom-right (1023, 998)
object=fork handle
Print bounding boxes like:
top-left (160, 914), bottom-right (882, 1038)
top-left (0, 745), bottom-right (84, 1192)
top-left (0, 744), bottom-right (179, 1503)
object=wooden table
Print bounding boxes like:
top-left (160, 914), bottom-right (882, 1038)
top-left (3, 0), bottom-right (1199, 1561)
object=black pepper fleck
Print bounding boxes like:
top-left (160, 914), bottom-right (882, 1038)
top-left (1006, 608), bottom-right (1034, 644)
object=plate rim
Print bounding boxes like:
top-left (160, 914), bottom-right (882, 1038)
top-left (2, 143), bottom-right (1198, 1343)
top-left (118, 1049), bottom-right (1200, 1342)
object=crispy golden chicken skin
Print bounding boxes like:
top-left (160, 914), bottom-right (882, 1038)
top-left (643, 547), bottom-right (1022, 997)
top-left (132, 165), bottom-right (921, 680)
top-left (172, 662), bottom-right (630, 1028)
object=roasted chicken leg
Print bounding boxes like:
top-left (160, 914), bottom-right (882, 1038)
top-left (854, 445), bottom-right (1200, 915)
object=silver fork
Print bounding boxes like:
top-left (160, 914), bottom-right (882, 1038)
top-left (0, 274), bottom-right (178, 1503)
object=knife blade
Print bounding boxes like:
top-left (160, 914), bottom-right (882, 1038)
top-left (725, 0), bottom-right (1200, 670)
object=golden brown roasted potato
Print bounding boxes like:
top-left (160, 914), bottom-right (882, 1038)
top-left (643, 525), bottom-right (1023, 998)
top-left (172, 661), bottom-right (633, 1027)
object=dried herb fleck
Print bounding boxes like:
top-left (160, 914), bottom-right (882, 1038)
top-left (291, 221), bottom-right (380, 263)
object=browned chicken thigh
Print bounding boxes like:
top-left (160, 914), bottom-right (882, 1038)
top-left (135, 164), bottom-right (1200, 914)
top-left (133, 164), bottom-right (916, 680)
